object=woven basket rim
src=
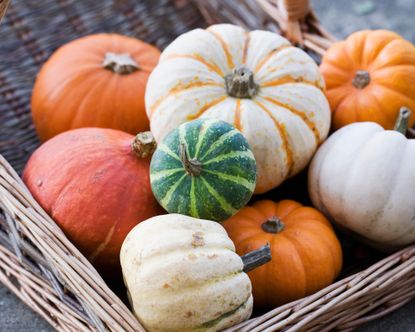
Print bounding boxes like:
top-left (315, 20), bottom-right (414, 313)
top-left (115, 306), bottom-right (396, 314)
top-left (0, 1), bottom-right (414, 331)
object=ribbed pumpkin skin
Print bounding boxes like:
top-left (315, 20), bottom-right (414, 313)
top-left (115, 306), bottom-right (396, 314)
top-left (309, 122), bottom-right (415, 250)
top-left (31, 33), bottom-right (160, 141)
top-left (22, 128), bottom-right (162, 277)
top-left (145, 24), bottom-right (330, 194)
top-left (320, 30), bottom-right (415, 130)
top-left (223, 200), bottom-right (343, 308)
top-left (150, 119), bottom-right (256, 222)
top-left (120, 214), bottom-right (253, 332)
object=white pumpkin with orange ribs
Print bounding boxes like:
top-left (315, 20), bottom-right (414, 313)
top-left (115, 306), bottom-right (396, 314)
top-left (145, 24), bottom-right (330, 193)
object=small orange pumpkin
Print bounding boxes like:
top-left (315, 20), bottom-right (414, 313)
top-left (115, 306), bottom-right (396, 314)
top-left (320, 30), bottom-right (415, 130)
top-left (31, 33), bottom-right (160, 141)
top-left (223, 200), bottom-right (342, 308)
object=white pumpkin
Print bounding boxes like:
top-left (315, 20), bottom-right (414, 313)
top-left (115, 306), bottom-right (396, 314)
top-left (309, 109), bottom-right (415, 250)
top-left (120, 214), bottom-right (259, 332)
top-left (145, 24), bottom-right (330, 194)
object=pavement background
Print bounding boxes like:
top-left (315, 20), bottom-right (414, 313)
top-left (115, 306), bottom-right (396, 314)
top-left (1, 0), bottom-right (414, 331)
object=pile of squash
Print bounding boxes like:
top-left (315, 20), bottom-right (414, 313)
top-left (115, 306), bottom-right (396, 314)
top-left (22, 24), bottom-right (415, 332)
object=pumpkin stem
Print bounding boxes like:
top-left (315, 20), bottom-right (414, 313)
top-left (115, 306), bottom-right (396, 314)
top-left (103, 52), bottom-right (140, 75)
top-left (179, 142), bottom-right (202, 176)
top-left (131, 131), bottom-right (157, 158)
top-left (262, 217), bottom-right (285, 234)
top-left (394, 107), bottom-right (412, 135)
top-left (225, 66), bottom-right (258, 99)
top-left (352, 70), bottom-right (370, 89)
top-left (241, 243), bottom-right (272, 273)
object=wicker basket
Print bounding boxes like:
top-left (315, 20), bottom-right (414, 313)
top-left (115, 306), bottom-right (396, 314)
top-left (0, 0), bottom-right (414, 331)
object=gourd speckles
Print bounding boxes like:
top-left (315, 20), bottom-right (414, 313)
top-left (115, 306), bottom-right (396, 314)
top-left (150, 119), bottom-right (256, 221)
top-left (22, 127), bottom-right (162, 277)
top-left (145, 23), bottom-right (331, 193)
top-left (120, 214), bottom-right (254, 332)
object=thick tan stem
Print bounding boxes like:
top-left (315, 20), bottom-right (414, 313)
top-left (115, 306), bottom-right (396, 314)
top-left (225, 66), bottom-right (258, 99)
top-left (283, 0), bottom-right (310, 20)
top-left (394, 107), bottom-right (412, 135)
top-left (131, 132), bottom-right (157, 158)
top-left (103, 52), bottom-right (139, 75)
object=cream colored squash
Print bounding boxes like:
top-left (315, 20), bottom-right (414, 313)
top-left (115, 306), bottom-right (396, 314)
top-left (145, 24), bottom-right (330, 194)
top-left (309, 109), bottom-right (415, 250)
top-left (120, 214), bottom-right (270, 332)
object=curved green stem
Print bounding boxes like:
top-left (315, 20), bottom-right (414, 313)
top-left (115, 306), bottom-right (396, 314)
top-left (394, 107), bottom-right (412, 135)
top-left (241, 243), bottom-right (272, 273)
top-left (179, 143), bottom-right (202, 176)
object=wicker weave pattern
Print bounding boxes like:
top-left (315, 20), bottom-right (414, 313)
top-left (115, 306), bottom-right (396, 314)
top-left (0, 0), bottom-right (202, 174)
top-left (2, 150), bottom-right (415, 332)
top-left (1, 1), bottom-right (415, 331)
top-left (0, 155), bottom-right (143, 331)
top-left (0, 1), bottom-right (9, 21)
top-left (0, 1), bottom-right (202, 331)
top-left (228, 246), bottom-right (415, 331)
top-left (191, 0), bottom-right (335, 55)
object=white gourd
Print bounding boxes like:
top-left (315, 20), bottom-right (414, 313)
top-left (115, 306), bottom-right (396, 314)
top-left (120, 214), bottom-right (256, 332)
top-left (145, 24), bottom-right (330, 194)
top-left (309, 109), bottom-right (415, 250)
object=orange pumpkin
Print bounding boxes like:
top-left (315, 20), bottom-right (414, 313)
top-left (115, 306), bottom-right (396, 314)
top-left (320, 30), bottom-right (415, 130)
top-left (223, 200), bottom-right (342, 308)
top-left (23, 128), bottom-right (162, 278)
top-left (31, 33), bottom-right (160, 141)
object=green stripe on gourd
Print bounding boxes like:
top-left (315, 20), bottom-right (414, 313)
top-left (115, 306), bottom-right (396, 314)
top-left (150, 119), bottom-right (256, 222)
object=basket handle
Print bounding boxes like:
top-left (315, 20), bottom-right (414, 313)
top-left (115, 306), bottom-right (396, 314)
top-left (0, 0), bottom-right (10, 22)
top-left (282, 0), bottom-right (310, 20)
top-left (278, 0), bottom-right (310, 44)
top-left (255, 0), bottom-right (335, 53)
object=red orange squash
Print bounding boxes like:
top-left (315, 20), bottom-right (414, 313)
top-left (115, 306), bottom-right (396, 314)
top-left (31, 33), bottom-right (160, 141)
top-left (223, 200), bottom-right (342, 308)
top-left (23, 128), bottom-right (162, 277)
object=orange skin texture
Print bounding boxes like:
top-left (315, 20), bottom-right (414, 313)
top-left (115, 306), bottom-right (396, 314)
top-left (320, 30), bottom-right (415, 130)
top-left (31, 33), bottom-right (160, 142)
top-left (223, 200), bottom-right (343, 309)
top-left (22, 128), bottom-right (162, 278)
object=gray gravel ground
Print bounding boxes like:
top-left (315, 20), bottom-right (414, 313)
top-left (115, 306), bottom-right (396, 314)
top-left (1, 0), bottom-right (414, 331)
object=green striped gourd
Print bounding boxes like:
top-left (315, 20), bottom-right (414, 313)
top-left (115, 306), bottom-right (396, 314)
top-left (150, 119), bottom-right (256, 221)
